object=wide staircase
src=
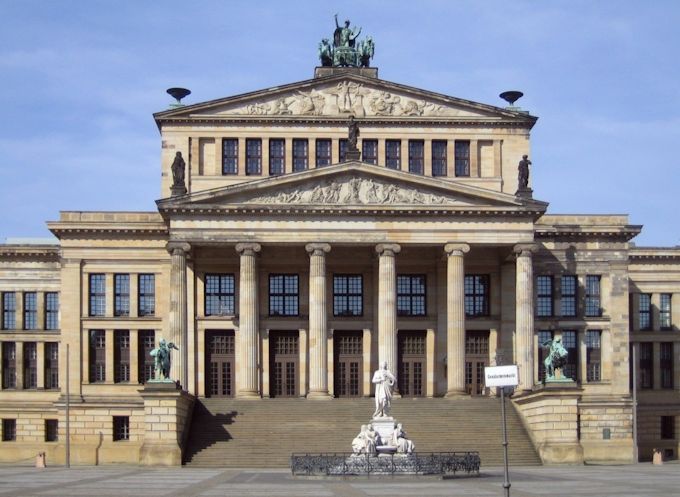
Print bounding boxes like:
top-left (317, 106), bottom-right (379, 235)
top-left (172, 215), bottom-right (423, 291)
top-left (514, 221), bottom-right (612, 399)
top-left (183, 397), bottom-right (541, 467)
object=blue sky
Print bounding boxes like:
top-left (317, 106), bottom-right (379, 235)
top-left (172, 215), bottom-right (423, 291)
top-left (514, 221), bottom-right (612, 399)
top-left (1, 1), bottom-right (678, 246)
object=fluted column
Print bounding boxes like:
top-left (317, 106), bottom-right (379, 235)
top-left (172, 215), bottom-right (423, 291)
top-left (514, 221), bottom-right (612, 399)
top-left (515, 243), bottom-right (537, 391)
top-left (444, 243), bottom-right (470, 396)
top-left (306, 243), bottom-right (331, 398)
top-left (376, 244), bottom-right (401, 374)
top-left (167, 242), bottom-right (190, 389)
top-left (236, 242), bottom-right (261, 397)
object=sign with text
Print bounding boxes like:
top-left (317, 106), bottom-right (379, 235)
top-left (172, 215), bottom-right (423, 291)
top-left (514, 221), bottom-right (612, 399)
top-left (484, 365), bottom-right (519, 387)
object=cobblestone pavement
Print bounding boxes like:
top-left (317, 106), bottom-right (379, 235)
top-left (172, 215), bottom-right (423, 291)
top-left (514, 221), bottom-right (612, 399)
top-left (0, 463), bottom-right (679, 497)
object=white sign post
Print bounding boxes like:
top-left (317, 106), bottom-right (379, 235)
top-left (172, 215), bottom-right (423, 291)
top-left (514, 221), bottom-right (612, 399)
top-left (485, 365), bottom-right (518, 497)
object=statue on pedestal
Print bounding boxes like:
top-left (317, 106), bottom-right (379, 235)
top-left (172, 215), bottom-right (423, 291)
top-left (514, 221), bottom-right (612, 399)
top-left (372, 361), bottom-right (396, 418)
top-left (150, 338), bottom-right (179, 381)
top-left (518, 154), bottom-right (531, 190)
top-left (170, 152), bottom-right (187, 196)
top-left (392, 423), bottom-right (415, 454)
top-left (351, 424), bottom-right (377, 454)
top-left (318, 15), bottom-right (374, 68)
top-left (542, 337), bottom-right (570, 381)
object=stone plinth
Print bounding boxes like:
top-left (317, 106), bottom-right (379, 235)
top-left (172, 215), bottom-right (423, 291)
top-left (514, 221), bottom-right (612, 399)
top-left (371, 417), bottom-right (395, 445)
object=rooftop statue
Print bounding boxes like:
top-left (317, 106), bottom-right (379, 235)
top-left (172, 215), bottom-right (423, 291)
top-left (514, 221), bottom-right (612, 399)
top-left (518, 154), bottom-right (531, 190)
top-left (318, 14), bottom-right (374, 68)
top-left (170, 151), bottom-right (187, 196)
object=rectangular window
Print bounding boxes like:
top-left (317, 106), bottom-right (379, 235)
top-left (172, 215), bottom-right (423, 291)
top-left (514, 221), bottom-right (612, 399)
top-left (2, 343), bottom-right (16, 389)
top-left (23, 292), bottom-right (37, 330)
top-left (245, 138), bottom-right (262, 175)
top-left (89, 274), bottom-right (106, 317)
top-left (269, 274), bottom-right (299, 316)
top-left (333, 275), bottom-right (363, 317)
top-left (586, 330), bottom-right (602, 382)
top-left (397, 275), bottom-right (426, 317)
top-left (661, 342), bottom-right (674, 389)
top-left (339, 138), bottom-right (348, 162)
top-left (139, 331), bottom-right (156, 384)
top-left (432, 140), bottom-right (447, 176)
top-left (113, 416), bottom-right (129, 441)
top-left (114, 330), bottom-right (130, 383)
top-left (23, 342), bottom-right (37, 389)
top-left (45, 342), bottom-right (59, 389)
top-left (45, 292), bottom-right (59, 330)
top-left (315, 139), bottom-right (331, 167)
top-left (2, 419), bottom-right (16, 441)
top-left (661, 416), bottom-right (675, 440)
top-left (585, 275), bottom-right (602, 317)
top-left (45, 419), bottom-right (58, 442)
top-left (562, 330), bottom-right (578, 381)
top-left (639, 293), bottom-right (652, 330)
top-left (537, 330), bottom-right (554, 382)
top-left (660, 294), bottom-right (672, 330)
top-left (292, 139), bottom-right (308, 172)
top-left (89, 330), bottom-right (106, 383)
top-left (114, 274), bottom-right (130, 317)
top-left (454, 141), bottom-right (470, 176)
top-left (138, 274), bottom-right (155, 317)
top-left (408, 140), bottom-right (424, 174)
top-left (386, 140), bottom-right (401, 169)
top-left (639, 342), bottom-right (653, 389)
top-left (536, 276), bottom-right (554, 317)
top-left (560, 275), bottom-right (577, 317)
top-left (222, 138), bottom-right (238, 175)
top-left (464, 275), bottom-right (490, 317)
top-left (2, 292), bottom-right (16, 330)
top-left (269, 138), bottom-right (285, 175)
top-left (362, 140), bottom-right (378, 165)
top-left (205, 274), bottom-right (235, 316)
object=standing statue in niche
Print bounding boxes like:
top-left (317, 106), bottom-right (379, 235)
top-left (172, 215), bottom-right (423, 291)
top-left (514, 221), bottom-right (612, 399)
top-left (518, 154), bottom-right (531, 190)
top-left (150, 338), bottom-right (179, 381)
top-left (372, 361), bottom-right (396, 418)
top-left (170, 151), bottom-right (187, 196)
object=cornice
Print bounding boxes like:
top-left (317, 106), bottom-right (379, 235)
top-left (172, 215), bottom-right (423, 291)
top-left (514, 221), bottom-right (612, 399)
top-left (535, 225), bottom-right (642, 242)
top-left (0, 245), bottom-right (60, 260)
top-left (629, 247), bottom-right (680, 260)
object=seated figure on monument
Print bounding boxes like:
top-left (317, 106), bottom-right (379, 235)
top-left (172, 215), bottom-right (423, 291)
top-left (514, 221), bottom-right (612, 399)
top-left (372, 361), bottom-right (396, 418)
top-left (392, 423), bottom-right (415, 454)
top-left (351, 424), bottom-right (376, 454)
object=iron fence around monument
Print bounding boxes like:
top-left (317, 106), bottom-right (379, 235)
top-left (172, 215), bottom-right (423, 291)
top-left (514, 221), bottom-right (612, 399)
top-left (291, 451), bottom-right (480, 476)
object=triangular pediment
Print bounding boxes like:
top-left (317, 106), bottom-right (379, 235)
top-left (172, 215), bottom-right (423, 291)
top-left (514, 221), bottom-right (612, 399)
top-left (155, 74), bottom-right (535, 122)
top-left (157, 162), bottom-right (547, 213)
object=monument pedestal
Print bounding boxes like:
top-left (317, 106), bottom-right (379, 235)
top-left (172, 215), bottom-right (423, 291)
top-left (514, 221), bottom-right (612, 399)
top-left (371, 416), bottom-right (395, 445)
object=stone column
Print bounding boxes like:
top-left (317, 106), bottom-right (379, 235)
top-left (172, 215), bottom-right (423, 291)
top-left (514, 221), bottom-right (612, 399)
top-left (376, 244), bottom-right (401, 374)
top-left (306, 243), bottom-right (331, 399)
top-left (236, 242), bottom-right (261, 398)
top-left (444, 243), bottom-right (470, 396)
top-left (514, 243), bottom-right (536, 392)
top-left (167, 242), bottom-right (190, 389)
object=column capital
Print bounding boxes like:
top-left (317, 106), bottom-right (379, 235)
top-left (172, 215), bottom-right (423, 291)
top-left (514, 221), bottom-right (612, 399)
top-left (166, 241), bottom-right (191, 256)
top-left (305, 243), bottom-right (331, 256)
top-left (235, 242), bottom-right (262, 256)
top-left (375, 243), bottom-right (401, 256)
top-left (513, 243), bottom-right (538, 257)
top-left (444, 243), bottom-right (470, 256)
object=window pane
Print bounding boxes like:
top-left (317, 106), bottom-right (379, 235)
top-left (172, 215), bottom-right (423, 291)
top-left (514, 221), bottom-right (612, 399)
top-left (432, 140), bottom-right (447, 176)
top-left (89, 274), bottom-right (106, 317)
top-left (222, 138), bottom-right (238, 175)
top-left (246, 138), bottom-right (262, 175)
top-left (205, 274), bottom-right (235, 316)
top-left (585, 275), bottom-right (601, 317)
top-left (269, 274), bottom-right (299, 316)
top-left (362, 140), bottom-right (378, 164)
top-left (45, 292), bottom-right (59, 330)
top-left (293, 139), bottom-right (308, 172)
top-left (396, 275), bottom-right (426, 316)
top-left (333, 275), bottom-right (363, 316)
top-left (269, 139), bottom-right (285, 175)
top-left (455, 141), bottom-right (470, 176)
top-left (536, 276), bottom-right (553, 317)
top-left (408, 140), bottom-right (424, 174)
top-left (639, 293), bottom-right (651, 330)
top-left (114, 274), bottom-right (130, 317)
top-left (23, 292), bottom-right (37, 330)
top-left (2, 292), bottom-right (16, 330)
top-left (560, 275), bottom-right (577, 317)
top-left (386, 140), bottom-right (401, 169)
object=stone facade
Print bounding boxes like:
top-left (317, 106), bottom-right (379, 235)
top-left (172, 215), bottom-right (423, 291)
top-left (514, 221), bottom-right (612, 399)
top-left (0, 64), bottom-right (677, 466)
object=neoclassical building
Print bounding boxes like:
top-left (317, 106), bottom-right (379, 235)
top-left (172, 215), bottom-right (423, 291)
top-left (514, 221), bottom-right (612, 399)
top-left (1, 52), bottom-right (679, 466)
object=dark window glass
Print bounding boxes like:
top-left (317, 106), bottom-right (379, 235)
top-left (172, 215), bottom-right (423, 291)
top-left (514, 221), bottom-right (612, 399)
top-left (2, 292), bottom-right (16, 330)
top-left (222, 138), bottom-right (238, 175)
top-left (408, 140), bottom-right (424, 174)
top-left (138, 274), bottom-right (155, 317)
top-left (362, 140), bottom-right (378, 165)
top-left (205, 274), bottom-right (235, 316)
top-left (316, 139), bottom-right (332, 167)
top-left (537, 330), bottom-right (554, 382)
top-left (432, 140), bottom-right (447, 176)
top-left (455, 141), bottom-right (470, 176)
top-left (585, 275), bottom-right (601, 317)
top-left (333, 275), bottom-right (363, 316)
top-left (23, 342), bottom-right (37, 389)
top-left (45, 419), bottom-right (58, 442)
top-left (139, 331), bottom-right (156, 384)
top-left (661, 416), bottom-right (675, 440)
top-left (89, 330), bottom-right (106, 383)
top-left (639, 342), bottom-right (653, 389)
top-left (464, 275), bottom-right (490, 317)
top-left (661, 342), bottom-right (674, 389)
top-left (114, 330), bottom-right (130, 383)
top-left (562, 330), bottom-right (578, 381)
top-left (386, 140), bottom-right (401, 169)
top-left (292, 139), bottom-right (308, 172)
top-left (2, 419), bottom-right (16, 441)
top-left (45, 342), bottom-right (59, 389)
top-left (661, 294), bottom-right (672, 330)
top-left (397, 275), bottom-right (426, 317)
top-left (113, 416), bottom-right (129, 441)
top-left (586, 330), bottom-right (602, 382)
top-left (114, 274), bottom-right (129, 317)
top-left (45, 292), bottom-right (59, 330)
top-left (339, 139), bottom-right (348, 162)
top-left (89, 274), bottom-right (106, 317)
top-left (23, 292), bottom-right (37, 330)
top-left (269, 139), bottom-right (285, 175)
top-left (560, 275), bottom-right (577, 317)
top-left (639, 293), bottom-right (652, 330)
top-left (2, 342), bottom-right (16, 389)
top-left (536, 276), bottom-right (553, 317)
top-left (246, 138), bottom-right (262, 175)
top-left (269, 274), bottom-right (299, 316)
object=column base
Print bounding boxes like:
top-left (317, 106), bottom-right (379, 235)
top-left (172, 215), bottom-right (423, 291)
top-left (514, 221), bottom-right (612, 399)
top-left (236, 390), bottom-right (261, 399)
top-left (445, 389), bottom-right (468, 398)
top-left (307, 390), bottom-right (333, 400)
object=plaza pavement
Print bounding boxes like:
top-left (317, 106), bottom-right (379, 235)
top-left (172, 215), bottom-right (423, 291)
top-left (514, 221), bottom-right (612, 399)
top-left (0, 463), bottom-right (678, 497)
